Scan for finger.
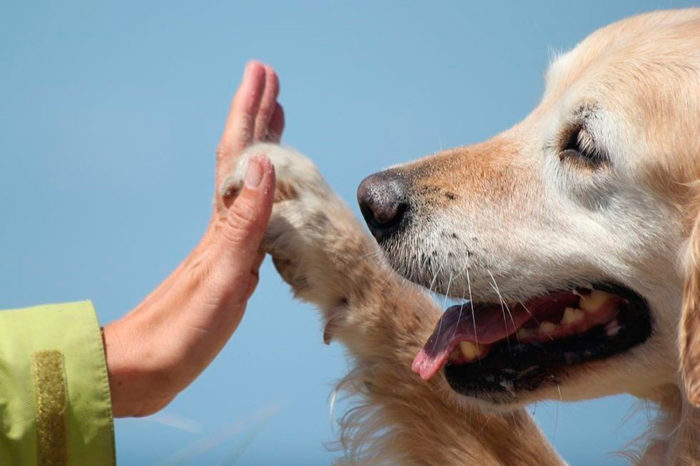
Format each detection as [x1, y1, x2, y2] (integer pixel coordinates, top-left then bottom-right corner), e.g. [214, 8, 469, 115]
[218, 154, 276, 274]
[217, 61, 266, 165]
[254, 65, 280, 141]
[266, 103, 285, 143]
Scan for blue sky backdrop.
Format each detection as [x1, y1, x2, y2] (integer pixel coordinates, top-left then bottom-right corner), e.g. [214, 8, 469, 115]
[1, 1, 695, 464]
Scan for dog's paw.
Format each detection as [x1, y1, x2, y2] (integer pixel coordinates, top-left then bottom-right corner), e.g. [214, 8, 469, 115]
[218, 143, 350, 293]
[219, 144, 390, 346]
[219, 143, 331, 204]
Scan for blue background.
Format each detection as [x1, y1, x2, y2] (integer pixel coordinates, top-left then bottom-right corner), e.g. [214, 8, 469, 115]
[1, 1, 694, 464]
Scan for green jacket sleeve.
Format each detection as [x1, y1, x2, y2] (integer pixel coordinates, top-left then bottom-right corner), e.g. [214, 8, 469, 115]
[0, 301, 116, 465]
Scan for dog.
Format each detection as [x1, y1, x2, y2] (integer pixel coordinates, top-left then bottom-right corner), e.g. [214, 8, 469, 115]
[222, 8, 700, 465]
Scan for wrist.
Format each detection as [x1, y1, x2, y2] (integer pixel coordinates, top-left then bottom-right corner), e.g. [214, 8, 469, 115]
[103, 254, 206, 417]
[103, 234, 243, 417]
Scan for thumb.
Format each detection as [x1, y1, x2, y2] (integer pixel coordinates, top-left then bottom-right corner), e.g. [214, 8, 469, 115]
[219, 154, 275, 263]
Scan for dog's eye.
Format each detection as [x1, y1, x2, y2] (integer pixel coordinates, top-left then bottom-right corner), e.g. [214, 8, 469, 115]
[560, 126, 606, 166]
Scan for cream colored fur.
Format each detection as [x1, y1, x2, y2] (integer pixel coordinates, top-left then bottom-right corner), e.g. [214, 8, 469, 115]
[221, 8, 700, 465]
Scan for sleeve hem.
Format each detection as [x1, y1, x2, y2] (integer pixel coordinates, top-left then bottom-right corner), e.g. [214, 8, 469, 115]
[0, 301, 117, 465]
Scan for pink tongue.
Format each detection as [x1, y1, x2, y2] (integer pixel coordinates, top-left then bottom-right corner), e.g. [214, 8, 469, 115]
[412, 291, 579, 380]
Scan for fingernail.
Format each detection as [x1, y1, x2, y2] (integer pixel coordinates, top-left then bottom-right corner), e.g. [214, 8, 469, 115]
[245, 155, 265, 188]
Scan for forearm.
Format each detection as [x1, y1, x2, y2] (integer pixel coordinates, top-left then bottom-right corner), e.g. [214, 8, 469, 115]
[103, 223, 258, 417]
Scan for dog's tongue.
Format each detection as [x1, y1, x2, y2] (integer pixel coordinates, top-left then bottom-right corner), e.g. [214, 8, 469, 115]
[412, 291, 579, 380]
[411, 303, 530, 380]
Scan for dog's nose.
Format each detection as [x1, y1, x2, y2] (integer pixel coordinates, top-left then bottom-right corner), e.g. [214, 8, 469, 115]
[357, 170, 409, 242]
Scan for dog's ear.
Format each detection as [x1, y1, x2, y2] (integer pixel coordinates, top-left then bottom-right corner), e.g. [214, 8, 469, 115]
[681, 209, 700, 406]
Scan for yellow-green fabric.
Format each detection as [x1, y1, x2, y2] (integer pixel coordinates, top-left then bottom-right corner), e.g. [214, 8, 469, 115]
[0, 301, 116, 465]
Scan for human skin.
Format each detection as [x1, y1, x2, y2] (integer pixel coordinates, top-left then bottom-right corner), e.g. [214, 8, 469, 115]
[102, 61, 284, 417]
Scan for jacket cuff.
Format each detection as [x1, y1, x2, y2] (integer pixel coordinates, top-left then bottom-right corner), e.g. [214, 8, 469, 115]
[0, 301, 116, 465]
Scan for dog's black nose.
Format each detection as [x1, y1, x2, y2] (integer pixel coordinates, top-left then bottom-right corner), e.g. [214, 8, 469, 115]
[357, 170, 409, 241]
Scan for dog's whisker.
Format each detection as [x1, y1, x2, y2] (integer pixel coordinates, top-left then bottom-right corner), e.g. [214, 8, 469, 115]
[517, 300, 540, 326]
[465, 255, 477, 348]
[487, 270, 515, 352]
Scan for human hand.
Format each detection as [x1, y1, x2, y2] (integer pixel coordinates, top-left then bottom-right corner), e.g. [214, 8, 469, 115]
[102, 61, 284, 417]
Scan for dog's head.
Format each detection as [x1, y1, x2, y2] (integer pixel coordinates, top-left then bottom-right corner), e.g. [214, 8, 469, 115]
[358, 9, 700, 408]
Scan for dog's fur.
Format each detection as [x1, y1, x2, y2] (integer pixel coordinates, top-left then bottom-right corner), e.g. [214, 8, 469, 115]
[223, 8, 700, 465]
[222, 144, 562, 465]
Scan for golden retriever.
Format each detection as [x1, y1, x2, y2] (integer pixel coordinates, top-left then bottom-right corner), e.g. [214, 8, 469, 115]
[222, 8, 700, 465]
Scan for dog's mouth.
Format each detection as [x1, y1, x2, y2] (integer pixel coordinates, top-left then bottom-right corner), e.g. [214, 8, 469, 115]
[412, 283, 652, 399]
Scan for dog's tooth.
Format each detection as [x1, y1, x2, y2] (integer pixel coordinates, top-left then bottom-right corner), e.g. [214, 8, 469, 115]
[605, 319, 621, 337]
[516, 328, 532, 339]
[459, 341, 487, 361]
[579, 289, 614, 313]
[539, 321, 557, 335]
[561, 307, 584, 325]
